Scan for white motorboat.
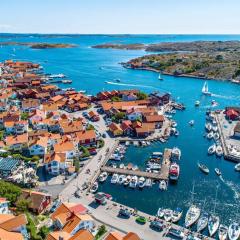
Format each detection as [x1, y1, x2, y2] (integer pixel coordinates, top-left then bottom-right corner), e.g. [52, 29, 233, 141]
[195, 100, 200, 107]
[234, 163, 240, 172]
[198, 163, 210, 174]
[118, 175, 126, 184]
[216, 145, 223, 157]
[197, 212, 209, 232]
[214, 168, 222, 176]
[172, 121, 177, 128]
[218, 224, 228, 240]
[164, 209, 173, 222]
[228, 223, 240, 240]
[111, 174, 119, 184]
[157, 208, 165, 218]
[98, 172, 108, 182]
[172, 208, 183, 223]
[185, 205, 201, 228]
[138, 177, 145, 188]
[202, 81, 211, 96]
[208, 214, 220, 237]
[214, 132, 220, 140]
[205, 122, 212, 132]
[208, 144, 216, 155]
[189, 120, 195, 126]
[207, 131, 214, 139]
[171, 147, 181, 160]
[158, 72, 163, 80]
[212, 125, 218, 132]
[124, 175, 131, 186]
[90, 182, 98, 193]
[147, 162, 161, 170]
[169, 163, 180, 181]
[119, 163, 125, 169]
[159, 180, 167, 190]
[145, 178, 152, 187]
[129, 176, 138, 188]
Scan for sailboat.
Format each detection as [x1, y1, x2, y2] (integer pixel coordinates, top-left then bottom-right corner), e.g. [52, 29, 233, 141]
[158, 72, 163, 80]
[197, 199, 208, 232]
[208, 187, 220, 237]
[202, 81, 211, 96]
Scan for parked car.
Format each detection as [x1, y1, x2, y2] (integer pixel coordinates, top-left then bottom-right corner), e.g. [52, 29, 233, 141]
[150, 220, 163, 231]
[102, 133, 107, 138]
[49, 199, 61, 213]
[119, 208, 131, 218]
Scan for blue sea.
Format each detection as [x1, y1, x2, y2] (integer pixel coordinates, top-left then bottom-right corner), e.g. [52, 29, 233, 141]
[1, 34, 240, 228]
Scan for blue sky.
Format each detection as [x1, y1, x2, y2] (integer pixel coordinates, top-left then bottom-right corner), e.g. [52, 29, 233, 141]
[0, 0, 239, 34]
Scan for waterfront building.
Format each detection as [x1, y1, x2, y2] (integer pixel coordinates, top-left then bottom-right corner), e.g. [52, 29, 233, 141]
[0, 198, 10, 214]
[233, 122, 240, 138]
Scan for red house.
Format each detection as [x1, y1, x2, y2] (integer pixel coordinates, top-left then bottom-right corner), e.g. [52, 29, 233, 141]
[225, 109, 239, 120]
[76, 130, 96, 146]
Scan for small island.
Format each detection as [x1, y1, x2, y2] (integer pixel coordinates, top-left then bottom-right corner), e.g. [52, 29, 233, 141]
[0, 41, 76, 49]
[92, 43, 145, 50]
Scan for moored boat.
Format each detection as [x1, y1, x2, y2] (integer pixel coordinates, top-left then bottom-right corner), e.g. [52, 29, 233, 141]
[207, 131, 214, 139]
[185, 205, 201, 228]
[171, 147, 181, 161]
[111, 174, 119, 184]
[205, 122, 212, 132]
[208, 214, 220, 237]
[228, 223, 240, 240]
[234, 163, 240, 172]
[172, 208, 183, 223]
[157, 208, 165, 218]
[218, 224, 228, 240]
[98, 172, 108, 182]
[138, 177, 145, 188]
[159, 180, 167, 190]
[124, 175, 131, 186]
[216, 145, 223, 157]
[145, 178, 152, 187]
[90, 182, 98, 193]
[118, 175, 126, 184]
[208, 144, 216, 155]
[169, 163, 180, 181]
[197, 212, 209, 232]
[164, 209, 173, 222]
[129, 176, 138, 188]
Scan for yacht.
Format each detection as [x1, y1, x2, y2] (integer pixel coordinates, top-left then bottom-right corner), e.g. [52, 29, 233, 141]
[172, 208, 183, 223]
[138, 177, 145, 188]
[234, 163, 240, 172]
[197, 212, 209, 232]
[216, 145, 223, 157]
[214, 168, 222, 176]
[205, 122, 212, 132]
[159, 180, 167, 190]
[195, 100, 200, 107]
[228, 223, 240, 240]
[172, 121, 177, 128]
[171, 147, 181, 160]
[90, 182, 98, 193]
[157, 208, 165, 218]
[145, 178, 152, 187]
[118, 175, 126, 184]
[208, 144, 216, 155]
[218, 224, 228, 240]
[129, 176, 138, 188]
[164, 209, 173, 222]
[202, 81, 211, 96]
[124, 175, 131, 186]
[207, 131, 214, 139]
[212, 125, 218, 132]
[98, 172, 108, 182]
[185, 205, 201, 228]
[198, 163, 210, 174]
[208, 214, 220, 237]
[214, 132, 220, 140]
[169, 163, 180, 181]
[111, 174, 119, 184]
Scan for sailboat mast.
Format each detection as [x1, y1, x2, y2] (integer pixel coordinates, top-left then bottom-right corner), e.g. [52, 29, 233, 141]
[213, 186, 219, 214]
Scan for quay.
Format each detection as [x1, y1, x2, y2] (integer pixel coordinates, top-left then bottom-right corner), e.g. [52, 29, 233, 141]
[100, 166, 168, 180]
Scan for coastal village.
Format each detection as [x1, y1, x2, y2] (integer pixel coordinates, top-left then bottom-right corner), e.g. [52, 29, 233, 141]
[0, 59, 239, 240]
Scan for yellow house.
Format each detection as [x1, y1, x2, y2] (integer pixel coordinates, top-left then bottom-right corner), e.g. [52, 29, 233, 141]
[108, 123, 123, 136]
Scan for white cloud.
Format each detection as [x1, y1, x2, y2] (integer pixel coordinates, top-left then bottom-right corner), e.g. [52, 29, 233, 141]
[0, 24, 12, 31]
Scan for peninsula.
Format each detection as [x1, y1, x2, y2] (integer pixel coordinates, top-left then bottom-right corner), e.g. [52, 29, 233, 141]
[0, 41, 76, 49]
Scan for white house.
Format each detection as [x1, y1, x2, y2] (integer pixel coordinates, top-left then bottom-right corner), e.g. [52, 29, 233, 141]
[0, 198, 10, 214]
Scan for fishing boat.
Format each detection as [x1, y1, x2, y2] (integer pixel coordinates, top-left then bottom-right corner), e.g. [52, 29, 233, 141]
[98, 172, 108, 182]
[202, 81, 211, 96]
[234, 163, 240, 172]
[159, 180, 167, 190]
[195, 100, 200, 107]
[169, 163, 180, 181]
[228, 223, 240, 240]
[90, 182, 98, 193]
[138, 177, 145, 188]
[216, 145, 223, 157]
[118, 175, 126, 184]
[129, 176, 138, 188]
[218, 224, 228, 240]
[164, 209, 173, 222]
[198, 163, 210, 174]
[214, 168, 222, 176]
[145, 178, 152, 187]
[207, 131, 214, 139]
[172, 208, 183, 223]
[208, 144, 216, 155]
[111, 174, 119, 184]
[208, 215, 220, 237]
[185, 205, 201, 228]
[168, 228, 185, 239]
[158, 72, 163, 80]
[157, 208, 165, 218]
[189, 120, 195, 126]
[124, 175, 131, 186]
[205, 122, 212, 132]
[197, 212, 209, 232]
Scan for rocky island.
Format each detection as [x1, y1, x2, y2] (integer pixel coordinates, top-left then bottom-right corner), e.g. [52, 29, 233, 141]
[0, 41, 76, 49]
[92, 43, 145, 50]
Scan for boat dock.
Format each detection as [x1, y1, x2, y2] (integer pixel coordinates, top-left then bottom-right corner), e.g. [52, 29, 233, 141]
[161, 148, 171, 179]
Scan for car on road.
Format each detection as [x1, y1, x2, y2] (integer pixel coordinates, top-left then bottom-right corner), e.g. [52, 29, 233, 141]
[102, 133, 107, 138]
[118, 208, 131, 218]
[49, 199, 61, 213]
[74, 190, 81, 198]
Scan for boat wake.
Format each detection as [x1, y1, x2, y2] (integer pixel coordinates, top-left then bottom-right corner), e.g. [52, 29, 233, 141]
[105, 81, 156, 89]
[223, 180, 240, 201]
[211, 93, 240, 100]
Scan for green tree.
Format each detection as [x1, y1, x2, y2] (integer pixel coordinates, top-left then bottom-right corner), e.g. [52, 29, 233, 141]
[16, 198, 30, 213]
[111, 96, 121, 102]
[0, 181, 21, 206]
[114, 112, 126, 121]
[86, 124, 95, 130]
[26, 213, 42, 240]
[137, 92, 148, 100]
[21, 112, 29, 120]
[79, 146, 90, 158]
[95, 225, 107, 240]
[0, 130, 4, 141]
[39, 226, 50, 239]
[31, 155, 40, 163]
